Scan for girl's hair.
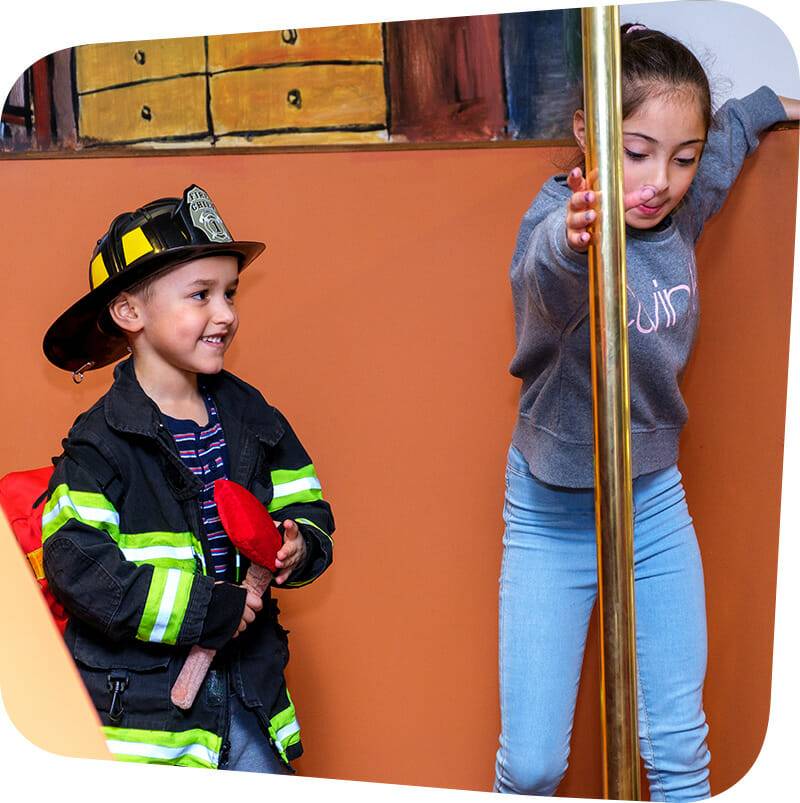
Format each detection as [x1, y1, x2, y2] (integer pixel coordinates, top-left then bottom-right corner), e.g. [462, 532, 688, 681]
[559, 23, 714, 172]
[619, 23, 712, 132]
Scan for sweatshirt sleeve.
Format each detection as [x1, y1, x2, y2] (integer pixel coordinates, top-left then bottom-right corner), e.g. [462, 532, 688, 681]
[511, 200, 590, 330]
[682, 86, 787, 241]
[265, 410, 334, 588]
[42, 436, 242, 646]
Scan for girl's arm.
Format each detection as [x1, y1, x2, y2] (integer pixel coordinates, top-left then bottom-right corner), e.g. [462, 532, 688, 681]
[778, 96, 800, 120]
[681, 86, 788, 241]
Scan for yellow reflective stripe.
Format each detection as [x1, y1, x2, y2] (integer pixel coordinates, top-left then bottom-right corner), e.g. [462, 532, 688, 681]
[42, 485, 206, 573]
[121, 226, 154, 265]
[294, 516, 333, 544]
[42, 484, 120, 542]
[268, 690, 300, 761]
[90, 252, 109, 288]
[137, 567, 194, 644]
[268, 464, 323, 512]
[103, 726, 221, 768]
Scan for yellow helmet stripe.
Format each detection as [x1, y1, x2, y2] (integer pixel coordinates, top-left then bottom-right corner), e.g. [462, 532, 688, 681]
[90, 252, 109, 289]
[122, 227, 154, 266]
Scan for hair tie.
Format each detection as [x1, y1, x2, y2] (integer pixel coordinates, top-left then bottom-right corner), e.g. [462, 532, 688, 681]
[626, 24, 648, 34]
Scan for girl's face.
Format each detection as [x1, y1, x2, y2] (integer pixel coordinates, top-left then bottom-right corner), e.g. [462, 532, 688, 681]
[621, 89, 707, 229]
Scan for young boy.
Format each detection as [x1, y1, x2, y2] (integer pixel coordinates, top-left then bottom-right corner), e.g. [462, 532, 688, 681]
[41, 185, 334, 772]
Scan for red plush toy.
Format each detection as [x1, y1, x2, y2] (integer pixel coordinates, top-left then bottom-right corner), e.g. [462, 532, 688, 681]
[170, 479, 283, 710]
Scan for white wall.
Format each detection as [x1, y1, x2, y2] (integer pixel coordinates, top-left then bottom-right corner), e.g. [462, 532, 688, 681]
[620, 0, 800, 103]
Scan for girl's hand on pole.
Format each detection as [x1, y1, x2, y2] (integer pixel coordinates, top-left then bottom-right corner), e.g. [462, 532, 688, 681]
[566, 167, 597, 253]
[565, 166, 656, 253]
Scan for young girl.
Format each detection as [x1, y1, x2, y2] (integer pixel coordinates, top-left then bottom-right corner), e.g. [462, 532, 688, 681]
[494, 24, 799, 801]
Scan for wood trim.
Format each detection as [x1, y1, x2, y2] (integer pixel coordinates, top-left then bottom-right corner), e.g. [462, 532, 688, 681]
[31, 58, 52, 149]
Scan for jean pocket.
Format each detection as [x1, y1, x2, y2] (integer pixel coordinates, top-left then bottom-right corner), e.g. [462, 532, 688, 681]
[506, 445, 533, 480]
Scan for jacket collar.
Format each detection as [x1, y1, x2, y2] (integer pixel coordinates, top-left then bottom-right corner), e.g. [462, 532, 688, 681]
[104, 356, 163, 436]
[103, 356, 284, 446]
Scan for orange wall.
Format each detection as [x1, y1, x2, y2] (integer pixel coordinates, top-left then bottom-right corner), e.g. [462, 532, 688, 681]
[0, 130, 795, 796]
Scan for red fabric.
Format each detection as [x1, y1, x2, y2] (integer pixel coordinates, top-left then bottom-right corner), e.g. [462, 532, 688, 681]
[0, 466, 54, 552]
[0, 466, 69, 633]
[213, 479, 283, 571]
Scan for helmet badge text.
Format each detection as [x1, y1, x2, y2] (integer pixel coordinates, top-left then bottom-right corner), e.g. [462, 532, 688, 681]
[187, 187, 233, 243]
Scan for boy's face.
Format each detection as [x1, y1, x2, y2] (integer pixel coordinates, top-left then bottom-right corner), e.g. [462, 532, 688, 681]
[132, 255, 240, 377]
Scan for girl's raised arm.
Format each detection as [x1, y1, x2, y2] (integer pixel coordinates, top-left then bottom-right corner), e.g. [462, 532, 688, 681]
[778, 96, 800, 120]
[681, 86, 789, 241]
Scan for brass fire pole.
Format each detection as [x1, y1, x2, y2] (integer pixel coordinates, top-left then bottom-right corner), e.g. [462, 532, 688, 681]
[580, 6, 640, 800]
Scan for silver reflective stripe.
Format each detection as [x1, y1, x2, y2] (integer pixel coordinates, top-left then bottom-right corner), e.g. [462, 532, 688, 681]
[106, 739, 219, 765]
[272, 477, 321, 500]
[121, 546, 195, 562]
[149, 569, 181, 643]
[41, 495, 120, 528]
[275, 719, 300, 746]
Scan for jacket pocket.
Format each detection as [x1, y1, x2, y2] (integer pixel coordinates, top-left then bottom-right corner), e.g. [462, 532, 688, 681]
[72, 628, 172, 721]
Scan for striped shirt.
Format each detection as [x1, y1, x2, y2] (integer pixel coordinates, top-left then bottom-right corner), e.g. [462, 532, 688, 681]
[162, 391, 237, 581]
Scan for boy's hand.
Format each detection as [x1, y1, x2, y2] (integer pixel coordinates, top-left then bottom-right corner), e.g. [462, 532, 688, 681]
[273, 519, 307, 585]
[565, 166, 656, 253]
[232, 587, 263, 638]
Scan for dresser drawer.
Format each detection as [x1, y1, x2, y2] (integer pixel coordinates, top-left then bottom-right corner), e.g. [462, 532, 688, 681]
[216, 130, 388, 148]
[75, 38, 206, 93]
[211, 64, 386, 134]
[207, 24, 383, 71]
[78, 76, 208, 143]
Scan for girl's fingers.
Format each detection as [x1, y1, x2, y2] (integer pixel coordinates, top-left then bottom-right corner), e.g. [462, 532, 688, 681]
[568, 230, 591, 251]
[566, 167, 585, 192]
[568, 190, 595, 212]
[623, 185, 656, 211]
[567, 207, 596, 227]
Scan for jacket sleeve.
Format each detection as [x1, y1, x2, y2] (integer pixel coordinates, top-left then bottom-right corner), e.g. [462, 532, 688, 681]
[265, 410, 334, 588]
[42, 436, 243, 646]
[511, 201, 590, 331]
[682, 86, 787, 241]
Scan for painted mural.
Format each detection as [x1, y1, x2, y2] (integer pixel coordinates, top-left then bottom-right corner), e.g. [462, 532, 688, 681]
[1, 11, 582, 154]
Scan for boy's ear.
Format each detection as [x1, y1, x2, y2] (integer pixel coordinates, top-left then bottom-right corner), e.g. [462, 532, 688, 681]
[573, 109, 587, 153]
[108, 292, 144, 334]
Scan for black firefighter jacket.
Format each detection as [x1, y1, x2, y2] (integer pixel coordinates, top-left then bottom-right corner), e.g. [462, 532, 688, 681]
[42, 357, 334, 769]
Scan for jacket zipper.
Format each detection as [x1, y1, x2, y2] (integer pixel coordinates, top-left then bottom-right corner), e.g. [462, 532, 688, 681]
[208, 390, 260, 584]
[155, 421, 214, 575]
[219, 668, 232, 768]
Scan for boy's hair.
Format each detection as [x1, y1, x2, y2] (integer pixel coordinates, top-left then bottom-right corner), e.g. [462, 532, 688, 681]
[98, 264, 169, 336]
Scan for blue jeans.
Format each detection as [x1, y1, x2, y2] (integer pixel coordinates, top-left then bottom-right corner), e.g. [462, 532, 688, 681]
[495, 445, 711, 801]
[204, 670, 290, 774]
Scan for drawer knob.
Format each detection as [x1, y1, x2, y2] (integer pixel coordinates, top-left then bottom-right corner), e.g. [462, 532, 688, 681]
[287, 89, 302, 109]
[281, 29, 299, 45]
[134, 49, 146, 65]
[141, 105, 152, 121]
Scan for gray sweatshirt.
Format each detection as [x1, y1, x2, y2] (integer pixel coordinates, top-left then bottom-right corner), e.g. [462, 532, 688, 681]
[509, 86, 787, 488]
